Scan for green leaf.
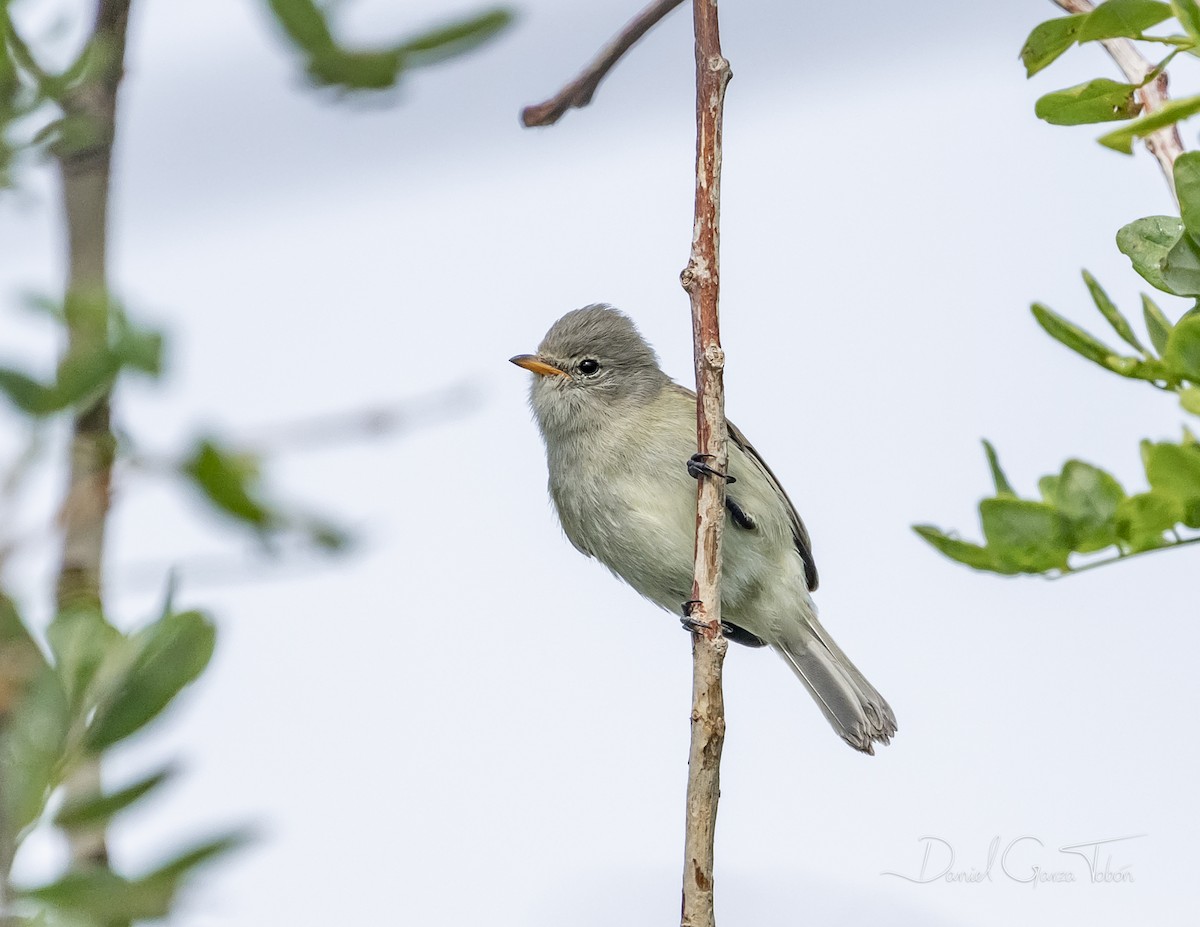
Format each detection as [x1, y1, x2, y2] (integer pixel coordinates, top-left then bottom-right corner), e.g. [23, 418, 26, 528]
[18, 831, 245, 920]
[1031, 302, 1122, 369]
[911, 525, 1009, 573]
[0, 594, 47, 697]
[303, 517, 353, 552]
[1038, 474, 1061, 503]
[394, 9, 514, 66]
[1163, 231, 1200, 296]
[45, 603, 124, 712]
[53, 766, 175, 829]
[0, 667, 69, 833]
[1099, 94, 1200, 153]
[1101, 354, 1173, 381]
[52, 347, 123, 408]
[979, 498, 1073, 572]
[271, 2, 513, 91]
[183, 439, 273, 529]
[1115, 490, 1180, 550]
[111, 321, 164, 377]
[84, 610, 216, 751]
[1021, 15, 1087, 76]
[0, 367, 55, 415]
[1180, 385, 1200, 413]
[267, 0, 336, 55]
[1142, 292, 1174, 353]
[1172, 0, 1200, 41]
[1055, 459, 1126, 552]
[1163, 313, 1200, 379]
[141, 831, 248, 883]
[1176, 151, 1200, 232]
[18, 292, 65, 321]
[1117, 215, 1185, 292]
[1035, 78, 1142, 125]
[307, 48, 404, 90]
[1082, 269, 1147, 352]
[20, 870, 174, 921]
[0, 596, 52, 827]
[1143, 440, 1200, 526]
[981, 439, 1016, 496]
[1078, 0, 1172, 42]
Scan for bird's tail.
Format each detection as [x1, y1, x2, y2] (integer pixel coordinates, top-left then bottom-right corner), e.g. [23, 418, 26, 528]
[770, 615, 897, 754]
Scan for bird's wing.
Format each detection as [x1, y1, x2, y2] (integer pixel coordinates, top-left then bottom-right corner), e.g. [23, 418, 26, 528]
[726, 418, 819, 592]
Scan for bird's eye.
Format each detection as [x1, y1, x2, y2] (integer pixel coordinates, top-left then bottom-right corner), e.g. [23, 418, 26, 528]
[579, 358, 601, 376]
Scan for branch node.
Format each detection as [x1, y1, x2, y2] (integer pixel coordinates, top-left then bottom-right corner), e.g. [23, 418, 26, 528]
[703, 343, 724, 371]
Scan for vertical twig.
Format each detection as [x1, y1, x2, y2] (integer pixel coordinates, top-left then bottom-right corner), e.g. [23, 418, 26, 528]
[520, 2, 735, 921]
[52, 0, 134, 870]
[678, 0, 730, 925]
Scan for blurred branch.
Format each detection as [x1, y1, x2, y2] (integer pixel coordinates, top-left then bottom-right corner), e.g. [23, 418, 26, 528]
[521, 0, 685, 126]
[1051, 0, 1184, 195]
[679, 0, 731, 924]
[233, 382, 478, 455]
[114, 544, 355, 592]
[0, 387, 478, 580]
[51, 0, 134, 871]
[126, 383, 479, 471]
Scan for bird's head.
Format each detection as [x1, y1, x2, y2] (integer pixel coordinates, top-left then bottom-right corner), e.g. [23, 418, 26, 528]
[510, 305, 669, 436]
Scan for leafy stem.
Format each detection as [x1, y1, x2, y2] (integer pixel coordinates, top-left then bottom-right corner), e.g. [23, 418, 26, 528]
[1045, 531, 1200, 578]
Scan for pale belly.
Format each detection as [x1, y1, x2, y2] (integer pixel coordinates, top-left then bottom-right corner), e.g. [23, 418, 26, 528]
[547, 439, 798, 629]
[551, 455, 698, 609]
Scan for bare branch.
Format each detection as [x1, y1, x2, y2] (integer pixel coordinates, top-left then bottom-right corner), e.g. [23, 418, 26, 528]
[521, 0, 685, 127]
[1051, 0, 1184, 194]
[520, 0, 733, 917]
[679, 0, 731, 924]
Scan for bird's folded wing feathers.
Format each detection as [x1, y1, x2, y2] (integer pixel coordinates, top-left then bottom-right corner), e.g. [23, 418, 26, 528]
[726, 419, 819, 592]
[666, 383, 819, 592]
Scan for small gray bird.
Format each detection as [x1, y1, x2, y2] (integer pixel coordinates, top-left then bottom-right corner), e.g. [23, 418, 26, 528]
[511, 305, 896, 754]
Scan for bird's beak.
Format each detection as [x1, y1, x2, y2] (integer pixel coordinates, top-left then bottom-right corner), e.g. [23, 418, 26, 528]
[509, 354, 568, 377]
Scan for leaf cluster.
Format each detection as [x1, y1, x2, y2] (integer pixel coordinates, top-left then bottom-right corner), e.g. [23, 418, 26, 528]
[0, 296, 162, 416]
[0, 595, 244, 925]
[919, 2, 1200, 578]
[1, 1, 514, 193]
[1023, 0, 1200, 149]
[916, 437, 1200, 575]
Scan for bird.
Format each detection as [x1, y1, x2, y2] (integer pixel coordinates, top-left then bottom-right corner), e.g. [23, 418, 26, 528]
[510, 305, 896, 753]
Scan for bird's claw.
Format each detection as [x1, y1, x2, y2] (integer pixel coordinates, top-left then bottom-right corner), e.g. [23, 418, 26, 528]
[680, 599, 708, 634]
[687, 453, 735, 484]
[681, 601, 740, 638]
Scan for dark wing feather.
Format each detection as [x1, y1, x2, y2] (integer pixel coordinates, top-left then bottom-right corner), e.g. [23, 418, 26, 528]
[726, 419, 819, 591]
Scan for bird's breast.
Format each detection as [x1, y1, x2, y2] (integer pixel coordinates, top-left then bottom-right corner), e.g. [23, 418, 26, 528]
[545, 412, 698, 608]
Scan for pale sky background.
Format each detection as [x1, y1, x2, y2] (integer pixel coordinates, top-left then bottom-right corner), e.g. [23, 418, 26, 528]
[1, 0, 1197, 925]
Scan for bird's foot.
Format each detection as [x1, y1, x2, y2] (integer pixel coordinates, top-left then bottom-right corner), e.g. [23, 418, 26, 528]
[679, 601, 749, 640]
[687, 453, 735, 484]
[679, 600, 710, 634]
